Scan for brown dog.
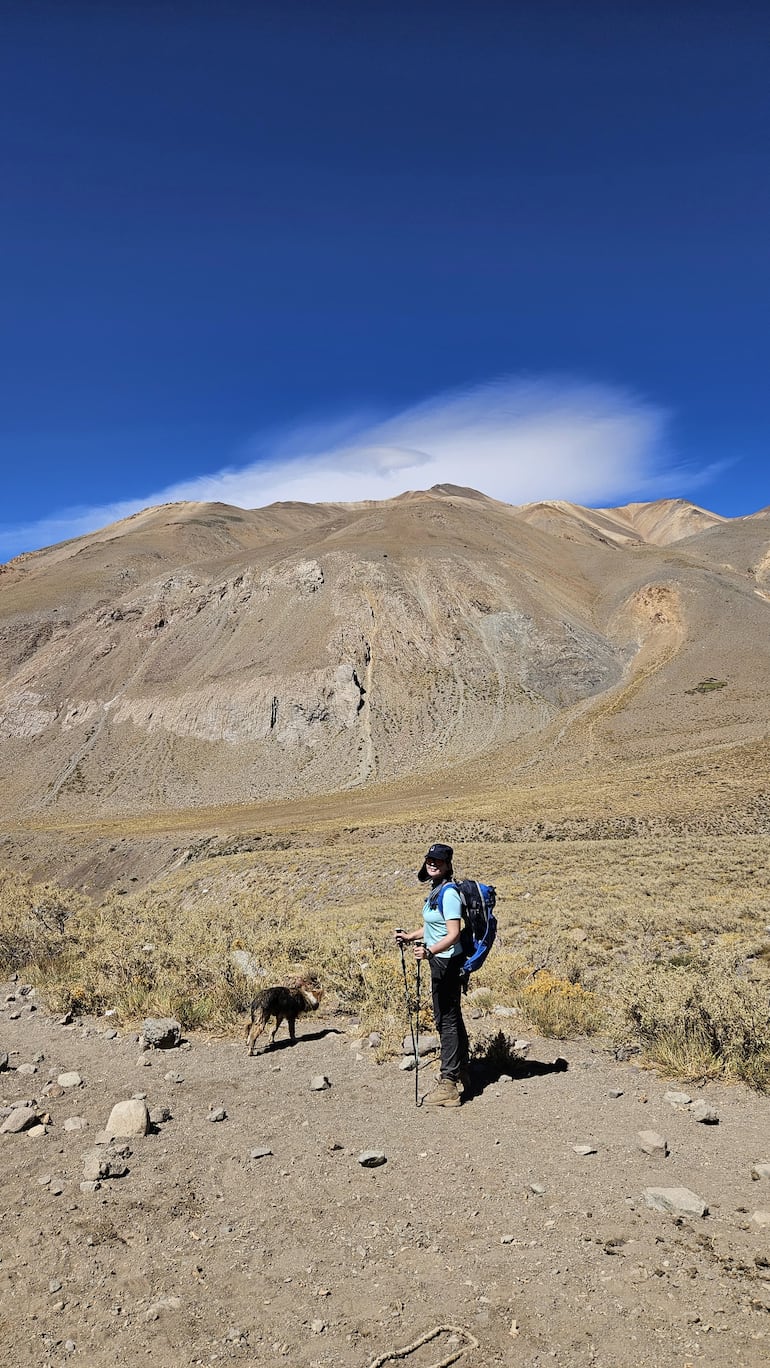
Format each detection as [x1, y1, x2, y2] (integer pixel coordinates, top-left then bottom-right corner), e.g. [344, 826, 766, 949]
[245, 977, 323, 1054]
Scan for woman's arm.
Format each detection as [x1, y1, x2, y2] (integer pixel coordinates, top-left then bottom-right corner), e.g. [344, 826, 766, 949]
[394, 927, 423, 944]
[415, 917, 461, 959]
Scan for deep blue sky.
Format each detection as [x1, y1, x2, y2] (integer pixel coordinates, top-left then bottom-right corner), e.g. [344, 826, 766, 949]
[2, 0, 769, 554]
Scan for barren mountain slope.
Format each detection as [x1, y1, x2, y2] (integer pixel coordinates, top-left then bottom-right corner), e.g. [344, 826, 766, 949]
[0, 488, 768, 825]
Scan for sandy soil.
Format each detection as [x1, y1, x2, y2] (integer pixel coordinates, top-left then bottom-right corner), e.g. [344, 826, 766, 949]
[1, 981, 769, 1368]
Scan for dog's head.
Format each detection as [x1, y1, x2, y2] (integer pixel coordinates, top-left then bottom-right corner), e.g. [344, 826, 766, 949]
[297, 978, 323, 1010]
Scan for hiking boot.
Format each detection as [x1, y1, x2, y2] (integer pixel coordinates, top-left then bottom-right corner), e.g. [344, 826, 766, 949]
[425, 1078, 461, 1108]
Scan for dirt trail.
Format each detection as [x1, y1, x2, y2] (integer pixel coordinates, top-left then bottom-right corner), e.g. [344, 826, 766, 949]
[1, 983, 769, 1368]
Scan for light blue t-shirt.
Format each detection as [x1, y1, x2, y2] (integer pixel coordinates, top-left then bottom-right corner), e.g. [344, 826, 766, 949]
[422, 883, 464, 959]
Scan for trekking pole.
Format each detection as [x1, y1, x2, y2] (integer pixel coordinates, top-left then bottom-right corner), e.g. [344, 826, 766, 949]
[414, 950, 422, 1108]
[398, 938, 418, 1064]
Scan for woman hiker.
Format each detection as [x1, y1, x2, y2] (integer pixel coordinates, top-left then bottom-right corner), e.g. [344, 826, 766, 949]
[395, 842, 470, 1107]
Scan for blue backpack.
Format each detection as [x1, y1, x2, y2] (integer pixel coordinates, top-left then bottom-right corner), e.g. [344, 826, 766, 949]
[428, 879, 498, 977]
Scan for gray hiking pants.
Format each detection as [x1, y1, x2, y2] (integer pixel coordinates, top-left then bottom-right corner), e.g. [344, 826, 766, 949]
[430, 955, 469, 1080]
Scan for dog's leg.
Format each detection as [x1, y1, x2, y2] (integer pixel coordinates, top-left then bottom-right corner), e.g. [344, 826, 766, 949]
[269, 1014, 285, 1046]
[247, 1010, 267, 1056]
[288, 1014, 297, 1044]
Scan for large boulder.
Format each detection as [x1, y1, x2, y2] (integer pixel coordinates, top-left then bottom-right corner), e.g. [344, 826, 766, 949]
[142, 1018, 182, 1049]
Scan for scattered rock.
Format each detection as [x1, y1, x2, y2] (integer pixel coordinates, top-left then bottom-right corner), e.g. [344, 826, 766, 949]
[573, 1144, 597, 1156]
[310, 1075, 331, 1091]
[63, 1116, 89, 1132]
[311, 1319, 326, 1334]
[49, 1279, 62, 1293]
[208, 1106, 227, 1122]
[0, 1051, 7, 1071]
[145, 1295, 182, 1321]
[638, 1130, 669, 1158]
[513, 1039, 532, 1053]
[664, 1090, 692, 1107]
[643, 1187, 707, 1218]
[609, 1088, 624, 1099]
[368, 1032, 381, 1048]
[751, 1211, 770, 1228]
[80, 1180, 101, 1193]
[142, 1018, 182, 1049]
[164, 1072, 184, 1084]
[226, 1326, 248, 1342]
[137, 1056, 151, 1068]
[399, 1056, 417, 1071]
[689, 1100, 719, 1124]
[82, 1145, 130, 1182]
[250, 1146, 272, 1159]
[104, 1099, 150, 1138]
[358, 1151, 387, 1167]
[751, 1162, 770, 1181]
[529, 1183, 546, 1195]
[402, 1033, 440, 1056]
[57, 1072, 82, 1089]
[16, 1062, 37, 1076]
[149, 1105, 172, 1126]
[492, 1006, 517, 1018]
[43, 1081, 65, 1099]
[231, 949, 260, 979]
[615, 1045, 641, 1062]
[0, 1106, 39, 1134]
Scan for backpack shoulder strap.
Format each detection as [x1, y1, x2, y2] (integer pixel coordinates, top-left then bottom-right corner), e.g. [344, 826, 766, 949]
[431, 880, 463, 914]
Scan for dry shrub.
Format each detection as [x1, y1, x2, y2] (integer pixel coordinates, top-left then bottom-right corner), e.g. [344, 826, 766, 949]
[0, 869, 88, 974]
[611, 950, 770, 1090]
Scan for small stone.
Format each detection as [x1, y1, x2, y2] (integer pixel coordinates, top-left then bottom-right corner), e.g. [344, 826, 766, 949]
[751, 1162, 770, 1181]
[529, 1183, 546, 1195]
[513, 1038, 531, 1052]
[399, 1056, 417, 1071]
[250, 1146, 272, 1159]
[501, 1234, 515, 1243]
[643, 1186, 707, 1218]
[751, 1211, 770, 1228]
[638, 1130, 669, 1157]
[358, 1150, 387, 1167]
[37, 1174, 52, 1186]
[310, 1075, 331, 1091]
[226, 1326, 247, 1342]
[164, 1071, 184, 1084]
[664, 1089, 692, 1107]
[689, 1100, 719, 1124]
[0, 1106, 39, 1134]
[49, 1279, 62, 1293]
[208, 1106, 227, 1122]
[137, 1056, 151, 1067]
[64, 1341, 76, 1353]
[402, 1033, 440, 1056]
[149, 1105, 172, 1126]
[104, 1099, 150, 1138]
[142, 1017, 182, 1048]
[104, 1029, 118, 1040]
[311, 1319, 326, 1334]
[609, 1088, 624, 1099]
[16, 1062, 37, 1075]
[43, 1082, 65, 1099]
[80, 1180, 101, 1192]
[573, 1144, 597, 1156]
[49, 1181, 64, 1195]
[368, 1032, 381, 1048]
[57, 1072, 82, 1089]
[0, 1051, 8, 1071]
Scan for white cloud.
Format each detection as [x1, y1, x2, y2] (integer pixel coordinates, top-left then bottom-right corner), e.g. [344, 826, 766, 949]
[1, 375, 698, 559]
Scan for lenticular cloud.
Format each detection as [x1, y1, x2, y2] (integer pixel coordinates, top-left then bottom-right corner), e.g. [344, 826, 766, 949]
[1, 376, 679, 559]
[172, 376, 674, 509]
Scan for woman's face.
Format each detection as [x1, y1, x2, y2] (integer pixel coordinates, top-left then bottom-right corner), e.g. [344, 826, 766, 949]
[426, 856, 448, 879]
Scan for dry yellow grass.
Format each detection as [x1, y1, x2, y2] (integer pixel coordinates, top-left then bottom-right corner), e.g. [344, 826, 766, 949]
[2, 827, 769, 1087]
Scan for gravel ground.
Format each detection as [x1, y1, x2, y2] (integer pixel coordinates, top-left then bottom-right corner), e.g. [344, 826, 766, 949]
[1, 980, 769, 1368]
